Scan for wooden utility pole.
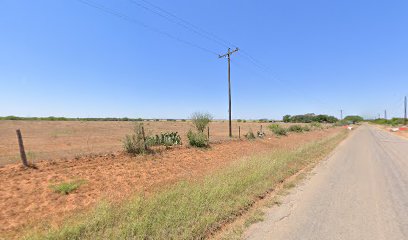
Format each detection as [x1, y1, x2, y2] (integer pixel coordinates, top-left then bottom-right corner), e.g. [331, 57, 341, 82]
[405, 96, 407, 125]
[219, 47, 239, 138]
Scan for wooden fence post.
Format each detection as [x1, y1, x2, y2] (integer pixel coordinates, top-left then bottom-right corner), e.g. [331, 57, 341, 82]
[207, 126, 210, 141]
[16, 129, 28, 167]
[141, 126, 147, 150]
[239, 126, 241, 139]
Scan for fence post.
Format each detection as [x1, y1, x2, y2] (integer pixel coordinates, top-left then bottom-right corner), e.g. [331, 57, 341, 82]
[141, 126, 147, 150]
[16, 129, 28, 167]
[239, 126, 241, 139]
[207, 126, 210, 141]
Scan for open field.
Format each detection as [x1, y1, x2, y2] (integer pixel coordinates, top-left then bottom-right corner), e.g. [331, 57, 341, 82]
[0, 120, 308, 166]
[0, 125, 342, 239]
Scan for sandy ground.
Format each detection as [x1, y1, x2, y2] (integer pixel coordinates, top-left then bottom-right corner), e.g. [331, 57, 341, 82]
[0, 120, 302, 165]
[0, 127, 340, 239]
[245, 125, 408, 240]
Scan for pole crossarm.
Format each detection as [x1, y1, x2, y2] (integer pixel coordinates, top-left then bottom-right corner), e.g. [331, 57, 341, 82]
[218, 47, 239, 59]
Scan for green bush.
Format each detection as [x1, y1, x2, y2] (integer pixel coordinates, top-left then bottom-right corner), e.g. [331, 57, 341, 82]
[302, 125, 311, 131]
[191, 112, 213, 133]
[123, 124, 148, 154]
[245, 129, 256, 140]
[187, 130, 208, 148]
[310, 122, 323, 129]
[146, 132, 182, 147]
[268, 124, 287, 136]
[288, 125, 304, 133]
[237, 119, 242, 122]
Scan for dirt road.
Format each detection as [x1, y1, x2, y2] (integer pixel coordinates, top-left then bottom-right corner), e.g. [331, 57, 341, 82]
[245, 124, 408, 240]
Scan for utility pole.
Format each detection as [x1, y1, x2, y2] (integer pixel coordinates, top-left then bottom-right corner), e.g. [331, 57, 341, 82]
[219, 47, 239, 137]
[384, 110, 387, 120]
[405, 96, 407, 125]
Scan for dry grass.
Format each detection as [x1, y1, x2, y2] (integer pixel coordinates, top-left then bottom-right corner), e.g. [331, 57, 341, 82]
[24, 130, 347, 240]
[0, 120, 292, 165]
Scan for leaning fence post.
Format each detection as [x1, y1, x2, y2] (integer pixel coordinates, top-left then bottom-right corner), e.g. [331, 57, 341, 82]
[207, 126, 210, 141]
[239, 126, 241, 139]
[16, 129, 28, 167]
[141, 126, 147, 150]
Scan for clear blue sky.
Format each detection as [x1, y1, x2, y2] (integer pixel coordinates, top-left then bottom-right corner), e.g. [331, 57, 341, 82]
[1, 0, 407, 120]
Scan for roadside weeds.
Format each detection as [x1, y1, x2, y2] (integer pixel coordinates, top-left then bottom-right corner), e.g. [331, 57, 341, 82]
[24, 130, 348, 240]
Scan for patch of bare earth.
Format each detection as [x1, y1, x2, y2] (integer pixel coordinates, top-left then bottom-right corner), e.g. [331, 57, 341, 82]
[0, 127, 341, 238]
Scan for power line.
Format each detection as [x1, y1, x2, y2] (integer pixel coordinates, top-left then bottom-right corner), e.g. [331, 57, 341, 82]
[76, 0, 219, 55]
[128, 0, 232, 49]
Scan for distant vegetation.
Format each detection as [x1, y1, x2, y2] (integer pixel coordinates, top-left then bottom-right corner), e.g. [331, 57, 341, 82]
[369, 118, 405, 126]
[0, 116, 193, 122]
[0, 116, 147, 121]
[283, 114, 338, 123]
[343, 115, 364, 123]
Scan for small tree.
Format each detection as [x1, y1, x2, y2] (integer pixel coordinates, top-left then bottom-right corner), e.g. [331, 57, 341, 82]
[283, 115, 291, 123]
[191, 112, 213, 133]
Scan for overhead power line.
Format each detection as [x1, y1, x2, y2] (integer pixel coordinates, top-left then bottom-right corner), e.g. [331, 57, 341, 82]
[76, 0, 219, 55]
[128, 0, 232, 49]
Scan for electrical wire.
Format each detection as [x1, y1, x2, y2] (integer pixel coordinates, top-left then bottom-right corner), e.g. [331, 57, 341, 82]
[76, 0, 219, 55]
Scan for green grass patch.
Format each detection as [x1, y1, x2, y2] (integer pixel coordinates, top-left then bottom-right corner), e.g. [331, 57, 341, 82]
[27, 130, 347, 240]
[50, 180, 86, 195]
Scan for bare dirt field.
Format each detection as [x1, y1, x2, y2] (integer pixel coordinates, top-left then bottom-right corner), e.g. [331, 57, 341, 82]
[0, 125, 341, 239]
[0, 120, 279, 166]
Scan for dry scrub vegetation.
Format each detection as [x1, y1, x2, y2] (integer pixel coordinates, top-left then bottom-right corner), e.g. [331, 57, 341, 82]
[24, 130, 347, 240]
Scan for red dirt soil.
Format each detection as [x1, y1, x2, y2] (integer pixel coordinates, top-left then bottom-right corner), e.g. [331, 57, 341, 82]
[0, 127, 342, 238]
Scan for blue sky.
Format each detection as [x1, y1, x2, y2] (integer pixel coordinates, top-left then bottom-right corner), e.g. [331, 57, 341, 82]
[1, 0, 407, 120]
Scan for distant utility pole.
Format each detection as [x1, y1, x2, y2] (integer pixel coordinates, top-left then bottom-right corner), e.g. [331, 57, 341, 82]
[384, 110, 387, 120]
[340, 110, 343, 120]
[405, 96, 407, 125]
[219, 47, 239, 138]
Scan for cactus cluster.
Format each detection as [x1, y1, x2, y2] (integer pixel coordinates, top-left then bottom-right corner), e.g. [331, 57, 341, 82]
[147, 132, 182, 147]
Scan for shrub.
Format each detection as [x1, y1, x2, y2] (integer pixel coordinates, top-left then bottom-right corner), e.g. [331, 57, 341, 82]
[333, 120, 349, 126]
[288, 125, 304, 133]
[187, 130, 208, 148]
[302, 125, 311, 131]
[310, 122, 322, 129]
[268, 124, 287, 136]
[243, 120, 247, 123]
[283, 115, 291, 123]
[123, 123, 148, 154]
[237, 119, 242, 122]
[245, 129, 256, 140]
[50, 180, 85, 195]
[191, 112, 213, 133]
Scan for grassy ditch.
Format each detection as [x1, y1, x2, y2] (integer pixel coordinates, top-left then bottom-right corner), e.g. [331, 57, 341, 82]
[26, 130, 348, 240]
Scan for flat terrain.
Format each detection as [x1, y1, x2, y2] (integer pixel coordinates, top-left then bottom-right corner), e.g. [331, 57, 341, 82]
[0, 126, 340, 239]
[0, 120, 279, 165]
[245, 124, 408, 240]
